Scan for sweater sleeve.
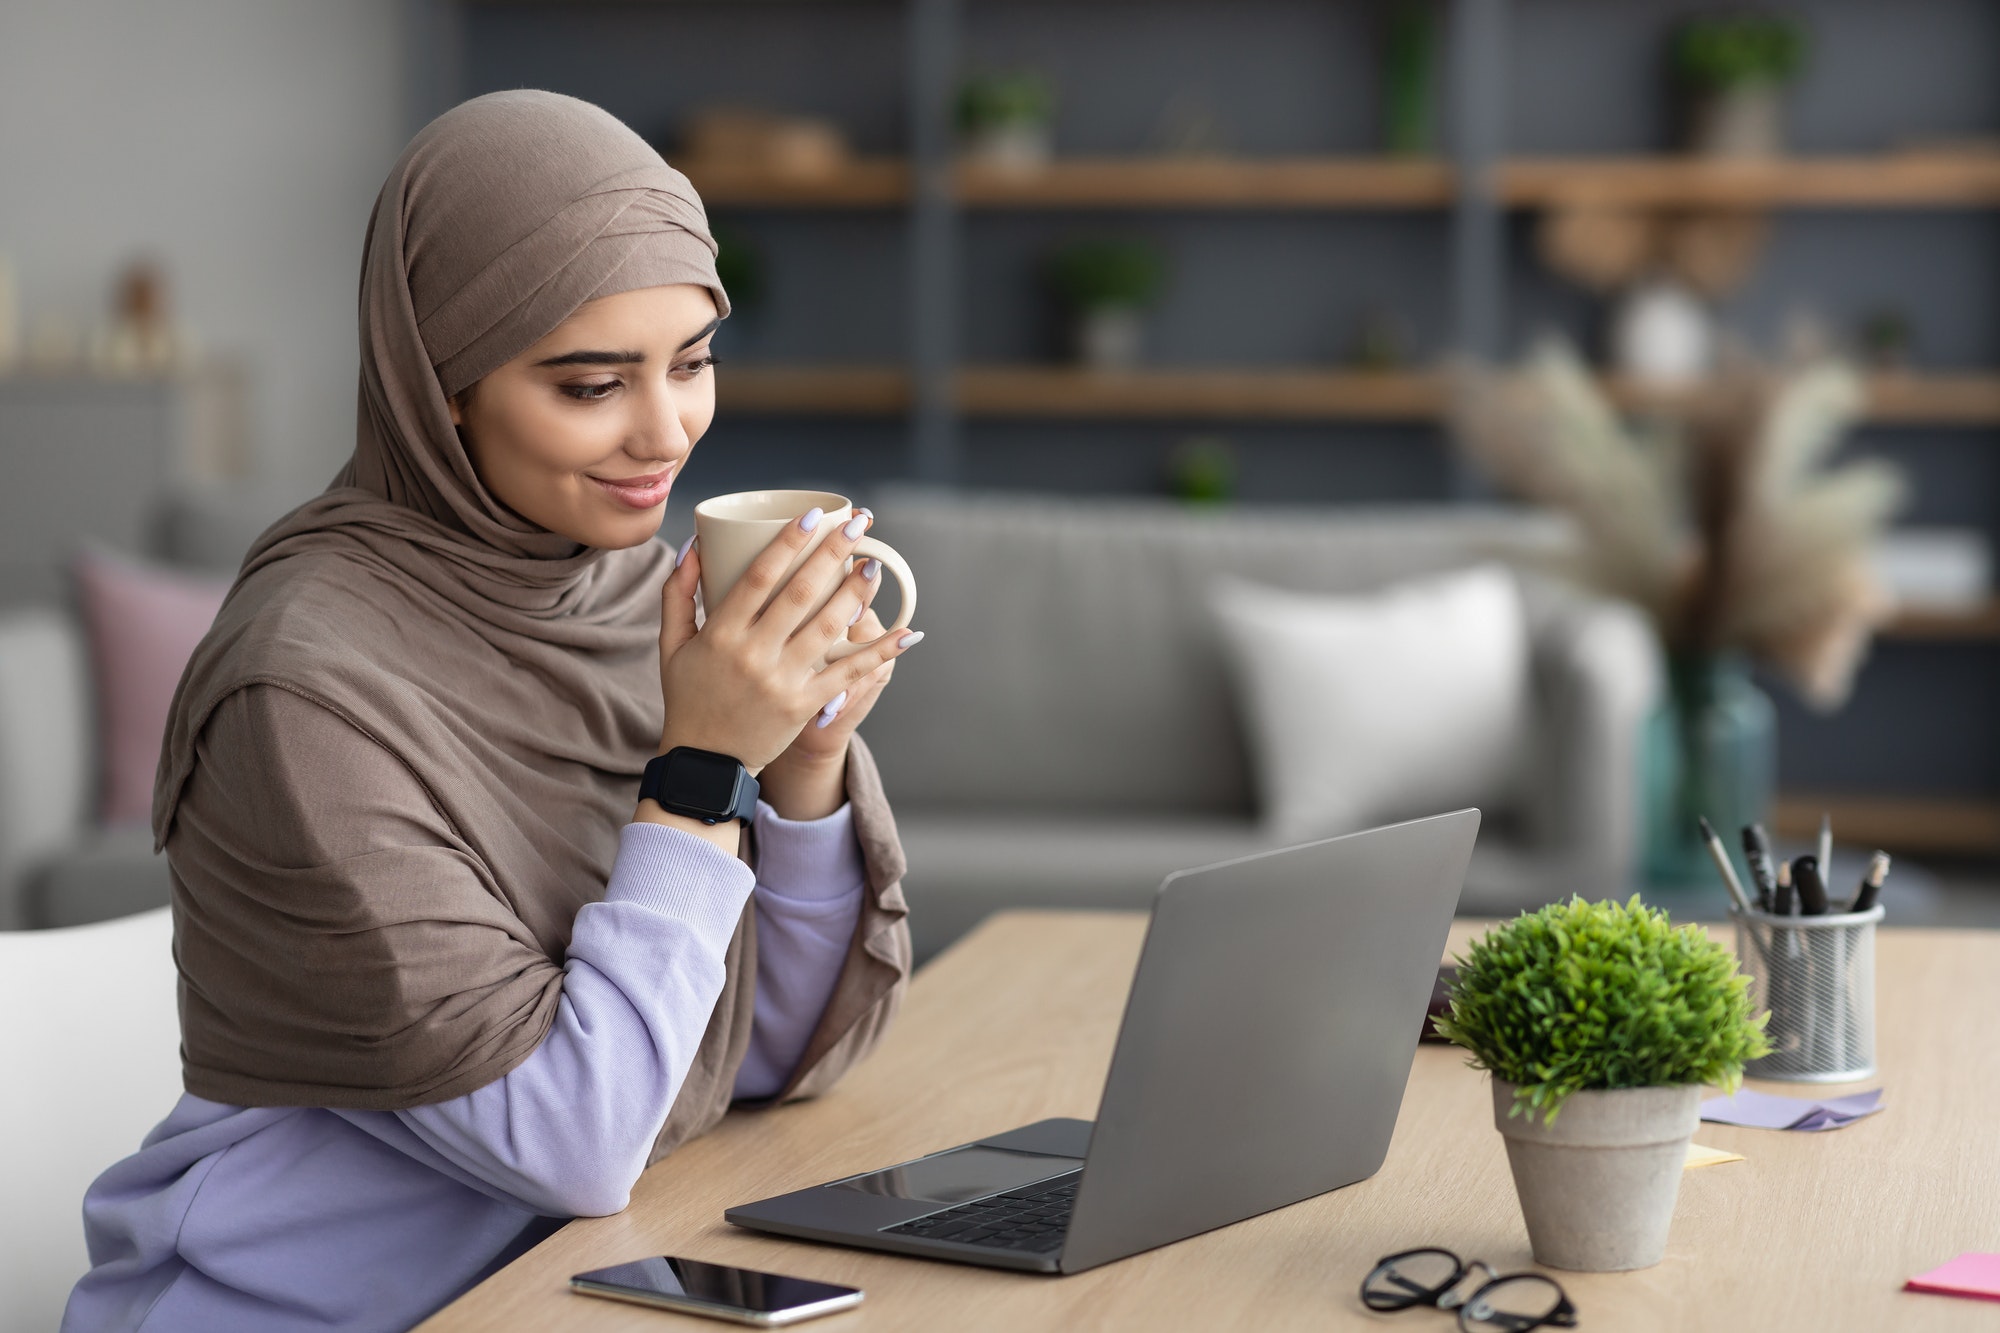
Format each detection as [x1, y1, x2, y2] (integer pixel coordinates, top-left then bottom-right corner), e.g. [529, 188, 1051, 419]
[393, 822, 754, 1217]
[732, 801, 867, 1101]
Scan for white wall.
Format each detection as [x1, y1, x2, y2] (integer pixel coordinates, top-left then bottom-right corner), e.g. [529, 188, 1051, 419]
[0, 0, 412, 485]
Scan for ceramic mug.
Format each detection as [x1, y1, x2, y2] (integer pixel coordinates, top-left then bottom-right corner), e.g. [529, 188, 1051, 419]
[691, 489, 916, 662]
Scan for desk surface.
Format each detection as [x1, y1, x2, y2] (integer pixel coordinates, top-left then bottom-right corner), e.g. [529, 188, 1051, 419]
[419, 912, 2000, 1332]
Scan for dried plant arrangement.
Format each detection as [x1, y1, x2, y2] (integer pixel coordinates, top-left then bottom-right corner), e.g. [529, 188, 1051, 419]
[1451, 340, 1903, 709]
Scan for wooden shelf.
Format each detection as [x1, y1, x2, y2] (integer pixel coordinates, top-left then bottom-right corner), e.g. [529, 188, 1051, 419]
[686, 156, 1455, 209]
[717, 363, 2000, 426]
[1882, 598, 2000, 641]
[1501, 154, 2000, 210]
[714, 365, 909, 414]
[957, 157, 1455, 209]
[956, 367, 1441, 419]
[1773, 793, 2000, 857]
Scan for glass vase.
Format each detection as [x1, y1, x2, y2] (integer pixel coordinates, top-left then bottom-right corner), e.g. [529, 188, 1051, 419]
[1642, 655, 1777, 890]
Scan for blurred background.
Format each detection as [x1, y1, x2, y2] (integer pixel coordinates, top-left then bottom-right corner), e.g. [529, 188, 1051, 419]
[3, 0, 1998, 957]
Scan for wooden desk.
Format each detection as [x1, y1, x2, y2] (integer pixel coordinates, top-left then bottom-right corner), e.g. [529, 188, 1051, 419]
[420, 913, 2000, 1331]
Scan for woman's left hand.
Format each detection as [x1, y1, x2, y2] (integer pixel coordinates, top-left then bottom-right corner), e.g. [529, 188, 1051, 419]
[756, 596, 899, 821]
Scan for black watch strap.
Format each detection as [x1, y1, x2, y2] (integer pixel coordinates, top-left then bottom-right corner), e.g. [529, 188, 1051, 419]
[639, 747, 760, 826]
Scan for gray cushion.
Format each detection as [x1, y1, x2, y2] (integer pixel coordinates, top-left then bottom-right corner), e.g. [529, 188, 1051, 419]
[25, 825, 170, 929]
[862, 488, 1575, 817]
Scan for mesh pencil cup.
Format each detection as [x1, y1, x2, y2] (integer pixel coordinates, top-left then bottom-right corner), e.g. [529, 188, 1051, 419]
[1730, 904, 1884, 1083]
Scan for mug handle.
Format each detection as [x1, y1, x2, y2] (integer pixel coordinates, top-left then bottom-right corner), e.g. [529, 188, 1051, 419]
[825, 536, 916, 661]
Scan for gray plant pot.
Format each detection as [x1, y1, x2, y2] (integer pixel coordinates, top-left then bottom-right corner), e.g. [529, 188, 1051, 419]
[1491, 1080, 1701, 1272]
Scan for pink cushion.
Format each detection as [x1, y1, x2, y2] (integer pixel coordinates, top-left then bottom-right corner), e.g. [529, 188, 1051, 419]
[74, 548, 231, 825]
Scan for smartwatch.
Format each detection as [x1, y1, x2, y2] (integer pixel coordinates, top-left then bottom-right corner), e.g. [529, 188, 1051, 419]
[639, 747, 760, 826]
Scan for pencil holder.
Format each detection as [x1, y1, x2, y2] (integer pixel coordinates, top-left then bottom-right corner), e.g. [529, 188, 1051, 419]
[1730, 905, 1883, 1083]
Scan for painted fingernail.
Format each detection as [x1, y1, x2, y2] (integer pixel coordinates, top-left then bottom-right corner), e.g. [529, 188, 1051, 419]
[798, 506, 824, 533]
[842, 513, 868, 540]
[674, 534, 695, 568]
[849, 604, 865, 626]
[855, 507, 874, 529]
[898, 630, 925, 649]
[814, 709, 839, 729]
[863, 558, 881, 581]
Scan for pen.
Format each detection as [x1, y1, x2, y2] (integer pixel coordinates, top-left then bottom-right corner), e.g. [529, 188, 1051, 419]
[1742, 823, 1777, 911]
[1818, 813, 1833, 882]
[1852, 851, 1891, 913]
[1773, 859, 1795, 916]
[1698, 817, 1754, 914]
[1793, 854, 1829, 915]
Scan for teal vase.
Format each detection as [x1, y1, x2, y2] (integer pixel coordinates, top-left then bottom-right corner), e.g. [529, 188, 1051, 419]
[1642, 656, 1777, 890]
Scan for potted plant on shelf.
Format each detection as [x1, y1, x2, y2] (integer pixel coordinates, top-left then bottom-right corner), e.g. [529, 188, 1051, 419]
[1671, 12, 1808, 158]
[1435, 897, 1769, 1272]
[1450, 341, 1902, 891]
[958, 70, 1056, 172]
[1046, 237, 1166, 372]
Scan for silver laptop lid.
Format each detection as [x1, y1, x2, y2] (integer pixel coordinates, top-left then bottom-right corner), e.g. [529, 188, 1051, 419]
[1059, 809, 1479, 1274]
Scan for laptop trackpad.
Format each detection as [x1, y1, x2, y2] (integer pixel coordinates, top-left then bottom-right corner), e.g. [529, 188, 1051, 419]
[831, 1146, 1080, 1205]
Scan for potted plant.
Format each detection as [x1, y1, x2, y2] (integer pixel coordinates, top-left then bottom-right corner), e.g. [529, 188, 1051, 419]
[1434, 897, 1769, 1271]
[958, 70, 1056, 172]
[1671, 12, 1808, 158]
[1046, 237, 1166, 371]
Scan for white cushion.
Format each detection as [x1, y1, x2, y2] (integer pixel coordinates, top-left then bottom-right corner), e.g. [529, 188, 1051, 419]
[1209, 565, 1531, 841]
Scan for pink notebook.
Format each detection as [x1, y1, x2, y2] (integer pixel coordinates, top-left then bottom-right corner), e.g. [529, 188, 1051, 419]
[1906, 1254, 2000, 1303]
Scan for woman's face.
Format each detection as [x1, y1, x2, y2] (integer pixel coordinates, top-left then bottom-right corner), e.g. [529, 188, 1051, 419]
[450, 283, 718, 549]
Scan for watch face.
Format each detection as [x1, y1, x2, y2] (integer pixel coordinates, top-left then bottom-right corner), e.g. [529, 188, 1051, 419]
[666, 748, 740, 815]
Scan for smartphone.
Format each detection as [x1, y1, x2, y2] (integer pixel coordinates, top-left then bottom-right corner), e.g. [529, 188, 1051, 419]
[570, 1256, 862, 1326]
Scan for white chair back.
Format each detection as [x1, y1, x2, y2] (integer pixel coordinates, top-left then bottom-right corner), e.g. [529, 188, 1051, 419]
[0, 908, 181, 1333]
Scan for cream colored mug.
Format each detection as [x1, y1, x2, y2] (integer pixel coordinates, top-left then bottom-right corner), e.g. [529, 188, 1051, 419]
[691, 489, 916, 662]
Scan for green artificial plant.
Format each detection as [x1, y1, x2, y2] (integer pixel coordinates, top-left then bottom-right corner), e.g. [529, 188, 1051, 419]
[1046, 237, 1166, 313]
[1671, 13, 1807, 91]
[1434, 896, 1769, 1125]
[957, 70, 1056, 135]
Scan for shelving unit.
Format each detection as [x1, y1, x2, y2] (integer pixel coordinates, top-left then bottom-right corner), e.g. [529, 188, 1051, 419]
[457, 0, 1999, 867]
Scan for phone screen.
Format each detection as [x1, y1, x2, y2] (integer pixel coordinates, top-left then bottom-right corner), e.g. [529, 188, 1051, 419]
[572, 1256, 861, 1322]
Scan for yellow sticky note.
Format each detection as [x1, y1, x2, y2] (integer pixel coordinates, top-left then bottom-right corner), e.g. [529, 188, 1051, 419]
[1684, 1142, 1744, 1170]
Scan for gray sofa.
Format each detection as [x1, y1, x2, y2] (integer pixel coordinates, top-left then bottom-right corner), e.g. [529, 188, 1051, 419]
[856, 489, 1660, 960]
[0, 486, 1658, 956]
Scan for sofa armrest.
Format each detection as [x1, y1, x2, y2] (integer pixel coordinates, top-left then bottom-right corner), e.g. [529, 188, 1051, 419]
[1519, 585, 1661, 893]
[0, 610, 93, 928]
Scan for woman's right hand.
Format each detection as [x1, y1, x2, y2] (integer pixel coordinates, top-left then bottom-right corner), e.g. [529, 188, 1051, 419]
[654, 506, 917, 773]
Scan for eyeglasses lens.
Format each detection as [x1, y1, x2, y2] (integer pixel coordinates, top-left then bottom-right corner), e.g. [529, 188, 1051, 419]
[1458, 1274, 1566, 1332]
[1363, 1250, 1462, 1310]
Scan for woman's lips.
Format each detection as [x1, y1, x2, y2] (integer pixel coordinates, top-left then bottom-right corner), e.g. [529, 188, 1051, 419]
[588, 468, 673, 510]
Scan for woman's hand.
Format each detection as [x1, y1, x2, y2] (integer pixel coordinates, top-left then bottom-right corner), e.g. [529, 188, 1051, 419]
[654, 506, 919, 778]
[758, 597, 902, 820]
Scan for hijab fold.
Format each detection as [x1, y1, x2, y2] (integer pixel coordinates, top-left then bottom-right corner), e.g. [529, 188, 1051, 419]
[150, 91, 907, 1115]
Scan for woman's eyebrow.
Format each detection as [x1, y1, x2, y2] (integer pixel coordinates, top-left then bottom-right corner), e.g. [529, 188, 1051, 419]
[534, 349, 644, 368]
[678, 318, 721, 350]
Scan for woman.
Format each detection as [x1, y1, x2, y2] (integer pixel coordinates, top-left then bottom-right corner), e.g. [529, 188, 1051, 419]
[63, 90, 918, 1332]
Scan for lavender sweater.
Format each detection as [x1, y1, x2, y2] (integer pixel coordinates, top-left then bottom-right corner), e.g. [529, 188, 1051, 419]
[61, 801, 867, 1333]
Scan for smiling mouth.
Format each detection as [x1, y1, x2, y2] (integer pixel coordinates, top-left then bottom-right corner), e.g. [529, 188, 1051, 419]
[588, 466, 675, 509]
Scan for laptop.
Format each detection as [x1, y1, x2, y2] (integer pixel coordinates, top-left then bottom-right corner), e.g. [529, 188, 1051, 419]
[726, 808, 1479, 1276]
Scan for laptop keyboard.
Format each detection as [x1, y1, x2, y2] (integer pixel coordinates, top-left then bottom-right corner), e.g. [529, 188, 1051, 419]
[881, 1171, 1080, 1254]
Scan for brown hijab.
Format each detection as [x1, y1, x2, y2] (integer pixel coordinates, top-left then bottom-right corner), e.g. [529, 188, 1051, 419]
[151, 91, 910, 1126]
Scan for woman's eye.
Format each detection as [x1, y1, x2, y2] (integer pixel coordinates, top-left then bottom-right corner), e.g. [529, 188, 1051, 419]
[560, 381, 619, 402]
[673, 355, 717, 378]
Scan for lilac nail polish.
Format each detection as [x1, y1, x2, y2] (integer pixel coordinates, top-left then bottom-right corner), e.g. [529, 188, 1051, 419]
[674, 534, 695, 568]
[855, 507, 874, 529]
[849, 604, 865, 626]
[798, 506, 824, 533]
[842, 513, 868, 540]
[814, 710, 838, 729]
[898, 630, 925, 649]
[863, 558, 881, 581]
[821, 690, 848, 714]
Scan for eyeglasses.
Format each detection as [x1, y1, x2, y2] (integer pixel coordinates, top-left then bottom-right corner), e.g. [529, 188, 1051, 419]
[1361, 1248, 1577, 1332]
